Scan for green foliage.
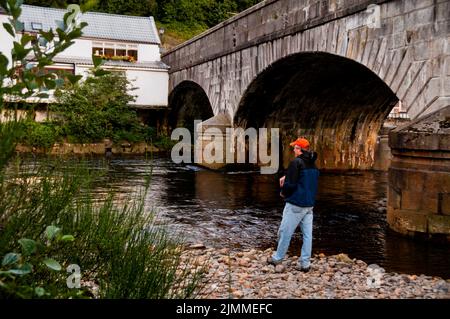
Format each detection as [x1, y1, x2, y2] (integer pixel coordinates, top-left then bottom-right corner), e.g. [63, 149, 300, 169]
[157, 0, 261, 28]
[157, 20, 207, 41]
[52, 71, 146, 143]
[0, 158, 206, 298]
[23, 0, 98, 12]
[153, 134, 177, 151]
[22, 120, 61, 149]
[0, 0, 85, 164]
[0, 225, 88, 298]
[94, 0, 157, 17]
[0, 121, 23, 171]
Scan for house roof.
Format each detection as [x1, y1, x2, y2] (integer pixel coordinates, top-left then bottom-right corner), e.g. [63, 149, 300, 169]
[19, 4, 161, 44]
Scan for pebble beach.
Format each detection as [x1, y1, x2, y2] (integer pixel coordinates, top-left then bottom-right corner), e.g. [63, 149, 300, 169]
[183, 246, 450, 299]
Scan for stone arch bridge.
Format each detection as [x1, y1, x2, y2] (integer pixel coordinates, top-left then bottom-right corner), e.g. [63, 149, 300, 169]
[162, 0, 450, 239]
[163, 0, 449, 169]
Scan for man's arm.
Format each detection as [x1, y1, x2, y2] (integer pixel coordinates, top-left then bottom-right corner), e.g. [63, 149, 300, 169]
[281, 159, 300, 197]
[279, 176, 285, 187]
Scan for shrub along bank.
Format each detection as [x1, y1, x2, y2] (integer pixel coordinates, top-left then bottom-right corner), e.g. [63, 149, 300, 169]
[16, 71, 174, 152]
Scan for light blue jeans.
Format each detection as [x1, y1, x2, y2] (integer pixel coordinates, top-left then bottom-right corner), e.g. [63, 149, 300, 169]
[272, 202, 313, 268]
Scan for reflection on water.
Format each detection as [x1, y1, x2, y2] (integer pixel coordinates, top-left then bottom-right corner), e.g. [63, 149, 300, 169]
[17, 155, 450, 278]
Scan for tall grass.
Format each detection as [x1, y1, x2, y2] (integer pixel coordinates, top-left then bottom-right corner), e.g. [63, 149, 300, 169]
[0, 1, 206, 299]
[0, 144, 206, 298]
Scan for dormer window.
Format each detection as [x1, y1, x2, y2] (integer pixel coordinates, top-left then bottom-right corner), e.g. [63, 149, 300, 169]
[31, 22, 42, 30]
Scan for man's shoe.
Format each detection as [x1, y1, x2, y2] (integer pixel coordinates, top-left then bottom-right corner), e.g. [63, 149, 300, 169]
[267, 257, 282, 266]
[296, 265, 310, 273]
[300, 266, 310, 273]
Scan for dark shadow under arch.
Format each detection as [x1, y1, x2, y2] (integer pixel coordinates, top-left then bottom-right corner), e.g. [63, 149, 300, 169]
[234, 52, 398, 170]
[168, 81, 214, 134]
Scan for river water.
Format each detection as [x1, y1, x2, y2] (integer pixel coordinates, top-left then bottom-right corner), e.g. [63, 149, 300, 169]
[19, 155, 450, 279]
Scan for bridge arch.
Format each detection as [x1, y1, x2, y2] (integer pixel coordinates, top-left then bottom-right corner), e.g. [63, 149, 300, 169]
[234, 51, 398, 169]
[168, 81, 214, 134]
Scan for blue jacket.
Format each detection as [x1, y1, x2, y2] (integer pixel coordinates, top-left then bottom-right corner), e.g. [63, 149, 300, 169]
[281, 150, 320, 207]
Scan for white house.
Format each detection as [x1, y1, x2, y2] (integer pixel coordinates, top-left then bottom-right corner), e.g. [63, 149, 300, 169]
[0, 4, 169, 109]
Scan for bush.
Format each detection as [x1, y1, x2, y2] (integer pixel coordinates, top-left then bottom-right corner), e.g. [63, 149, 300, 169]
[112, 128, 145, 144]
[21, 121, 61, 149]
[153, 134, 177, 151]
[53, 71, 145, 144]
[145, 126, 157, 141]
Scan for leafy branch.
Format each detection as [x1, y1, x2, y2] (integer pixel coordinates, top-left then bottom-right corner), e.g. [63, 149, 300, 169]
[0, 0, 87, 104]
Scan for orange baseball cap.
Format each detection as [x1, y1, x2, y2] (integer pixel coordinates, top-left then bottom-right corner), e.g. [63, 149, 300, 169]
[289, 137, 310, 149]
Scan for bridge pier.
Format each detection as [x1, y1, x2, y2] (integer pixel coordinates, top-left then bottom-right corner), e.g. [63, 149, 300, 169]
[388, 106, 450, 242]
[194, 113, 231, 170]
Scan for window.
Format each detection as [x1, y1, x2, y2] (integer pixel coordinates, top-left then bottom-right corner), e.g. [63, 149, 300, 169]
[31, 22, 42, 30]
[128, 49, 138, 61]
[19, 64, 74, 86]
[115, 44, 126, 57]
[127, 44, 138, 61]
[92, 47, 103, 56]
[104, 43, 115, 57]
[91, 41, 139, 62]
[92, 42, 104, 56]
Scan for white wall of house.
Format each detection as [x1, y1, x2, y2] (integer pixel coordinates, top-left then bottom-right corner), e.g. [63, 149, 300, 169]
[58, 38, 92, 59]
[75, 65, 91, 79]
[138, 44, 160, 62]
[76, 65, 168, 107]
[0, 14, 14, 68]
[126, 69, 168, 106]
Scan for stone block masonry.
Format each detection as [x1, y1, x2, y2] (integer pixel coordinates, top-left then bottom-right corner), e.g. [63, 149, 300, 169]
[388, 105, 450, 240]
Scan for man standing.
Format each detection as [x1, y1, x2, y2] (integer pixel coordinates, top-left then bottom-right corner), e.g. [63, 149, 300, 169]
[269, 137, 320, 272]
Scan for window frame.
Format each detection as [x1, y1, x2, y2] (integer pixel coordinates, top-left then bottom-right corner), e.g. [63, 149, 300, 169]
[91, 41, 139, 62]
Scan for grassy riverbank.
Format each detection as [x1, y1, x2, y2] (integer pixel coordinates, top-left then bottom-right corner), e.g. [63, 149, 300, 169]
[14, 137, 175, 155]
[0, 156, 205, 298]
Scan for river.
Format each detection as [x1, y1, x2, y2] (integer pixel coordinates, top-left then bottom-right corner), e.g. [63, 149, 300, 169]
[18, 154, 450, 279]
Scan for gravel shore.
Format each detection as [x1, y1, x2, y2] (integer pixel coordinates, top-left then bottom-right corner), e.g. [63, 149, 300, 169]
[184, 246, 450, 299]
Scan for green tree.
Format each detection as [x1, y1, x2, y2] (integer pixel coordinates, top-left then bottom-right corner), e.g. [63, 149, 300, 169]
[24, 0, 98, 11]
[94, 0, 157, 16]
[53, 69, 145, 143]
[236, 0, 260, 11]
